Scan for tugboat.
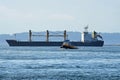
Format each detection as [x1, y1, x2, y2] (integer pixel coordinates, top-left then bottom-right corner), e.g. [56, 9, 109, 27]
[60, 40, 78, 49]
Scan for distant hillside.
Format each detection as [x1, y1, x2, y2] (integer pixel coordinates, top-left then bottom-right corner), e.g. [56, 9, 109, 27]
[0, 32, 120, 46]
[101, 33, 120, 45]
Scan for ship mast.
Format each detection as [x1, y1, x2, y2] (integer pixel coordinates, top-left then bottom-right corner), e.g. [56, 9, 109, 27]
[29, 30, 32, 42]
[64, 30, 67, 41]
[84, 25, 88, 32]
[46, 30, 49, 42]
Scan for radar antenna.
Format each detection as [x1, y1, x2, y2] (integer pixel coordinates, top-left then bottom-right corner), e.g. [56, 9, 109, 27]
[84, 25, 88, 32]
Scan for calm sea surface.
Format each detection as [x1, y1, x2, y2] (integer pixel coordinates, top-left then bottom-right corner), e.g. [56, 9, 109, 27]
[0, 46, 120, 80]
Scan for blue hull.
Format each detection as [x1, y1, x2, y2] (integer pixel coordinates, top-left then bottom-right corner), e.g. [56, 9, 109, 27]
[6, 40, 104, 47]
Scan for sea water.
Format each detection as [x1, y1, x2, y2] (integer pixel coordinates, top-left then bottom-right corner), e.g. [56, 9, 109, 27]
[0, 46, 120, 80]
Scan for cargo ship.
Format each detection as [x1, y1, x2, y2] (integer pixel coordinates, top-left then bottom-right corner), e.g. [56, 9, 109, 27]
[6, 27, 104, 47]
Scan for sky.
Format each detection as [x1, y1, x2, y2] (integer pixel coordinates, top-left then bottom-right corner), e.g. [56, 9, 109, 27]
[0, 0, 120, 34]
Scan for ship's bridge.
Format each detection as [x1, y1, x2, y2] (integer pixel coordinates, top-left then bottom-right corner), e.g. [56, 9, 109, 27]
[81, 26, 99, 42]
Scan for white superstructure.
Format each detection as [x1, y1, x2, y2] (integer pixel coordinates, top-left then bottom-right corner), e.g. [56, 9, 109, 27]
[81, 32, 94, 42]
[81, 26, 102, 42]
